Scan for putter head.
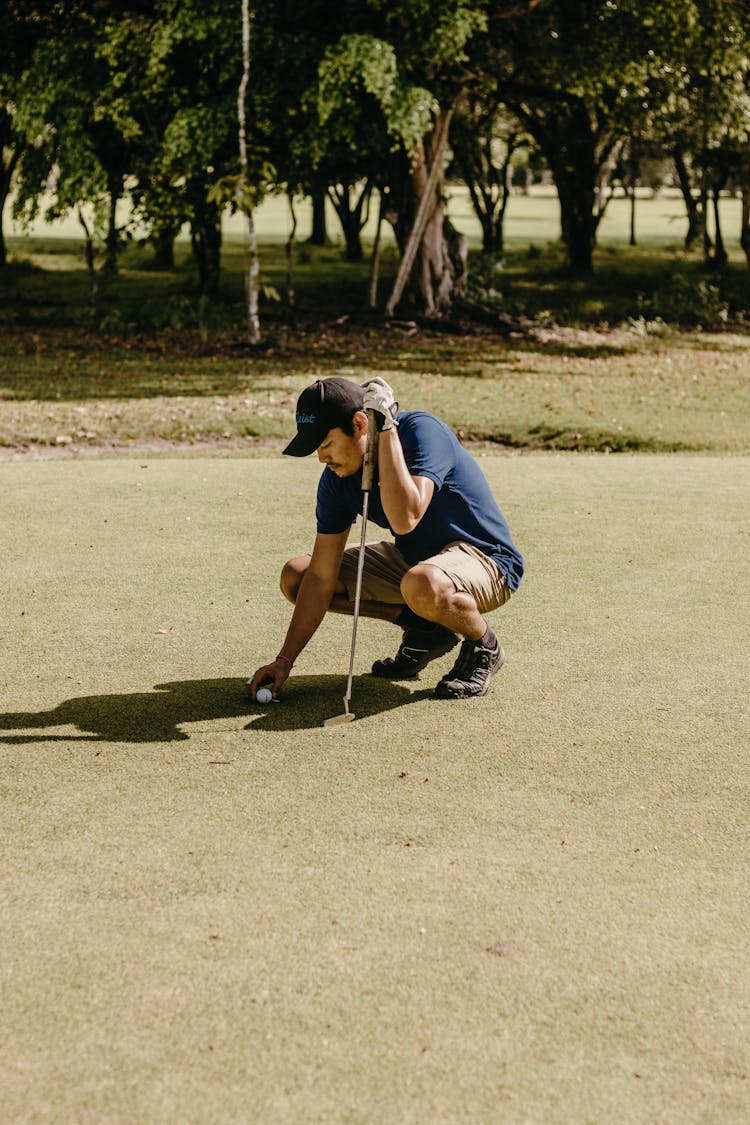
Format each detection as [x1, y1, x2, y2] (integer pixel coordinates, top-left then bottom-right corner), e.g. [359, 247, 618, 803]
[323, 698, 355, 728]
[323, 712, 355, 728]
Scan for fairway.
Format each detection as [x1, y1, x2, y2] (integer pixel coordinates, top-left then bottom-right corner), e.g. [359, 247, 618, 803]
[2, 453, 749, 1123]
[7, 184, 746, 259]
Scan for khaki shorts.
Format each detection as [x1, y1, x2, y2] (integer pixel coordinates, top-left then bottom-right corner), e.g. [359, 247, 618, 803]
[338, 540, 511, 615]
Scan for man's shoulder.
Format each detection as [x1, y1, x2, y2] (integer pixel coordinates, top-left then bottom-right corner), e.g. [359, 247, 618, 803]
[398, 410, 457, 450]
[396, 410, 459, 483]
[397, 408, 441, 426]
[397, 410, 454, 440]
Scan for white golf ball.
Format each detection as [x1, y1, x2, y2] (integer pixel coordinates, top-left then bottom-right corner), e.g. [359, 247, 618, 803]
[256, 687, 273, 704]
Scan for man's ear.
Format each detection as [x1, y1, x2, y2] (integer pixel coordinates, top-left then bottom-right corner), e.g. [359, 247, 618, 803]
[353, 410, 369, 437]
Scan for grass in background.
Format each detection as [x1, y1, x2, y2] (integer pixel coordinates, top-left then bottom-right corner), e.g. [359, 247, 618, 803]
[3, 188, 748, 329]
[1, 454, 748, 1122]
[1, 189, 747, 456]
[1, 326, 749, 454]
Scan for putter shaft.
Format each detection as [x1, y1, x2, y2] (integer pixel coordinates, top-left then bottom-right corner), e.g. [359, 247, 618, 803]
[323, 412, 378, 728]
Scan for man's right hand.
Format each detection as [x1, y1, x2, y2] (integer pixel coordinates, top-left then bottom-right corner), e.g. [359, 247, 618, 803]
[246, 657, 292, 701]
[362, 376, 399, 431]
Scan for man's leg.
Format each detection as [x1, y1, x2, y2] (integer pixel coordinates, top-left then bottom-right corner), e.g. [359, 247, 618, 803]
[280, 553, 402, 624]
[400, 563, 487, 640]
[398, 548, 509, 699]
[281, 548, 459, 677]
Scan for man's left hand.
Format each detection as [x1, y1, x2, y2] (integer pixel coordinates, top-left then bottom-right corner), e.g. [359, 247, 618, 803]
[362, 376, 399, 431]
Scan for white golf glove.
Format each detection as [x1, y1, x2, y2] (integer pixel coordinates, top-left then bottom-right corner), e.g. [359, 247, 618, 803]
[362, 376, 399, 431]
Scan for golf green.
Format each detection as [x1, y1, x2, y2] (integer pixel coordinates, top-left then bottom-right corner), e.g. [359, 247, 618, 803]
[2, 454, 748, 1122]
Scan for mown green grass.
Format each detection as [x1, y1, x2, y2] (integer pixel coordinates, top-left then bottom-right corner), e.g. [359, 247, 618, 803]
[2, 187, 748, 1121]
[7, 184, 745, 257]
[2, 454, 749, 1122]
[2, 327, 749, 454]
[3, 188, 748, 330]
[2, 189, 747, 456]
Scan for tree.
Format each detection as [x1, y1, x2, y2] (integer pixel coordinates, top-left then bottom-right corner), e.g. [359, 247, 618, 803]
[12, 4, 159, 284]
[312, 3, 543, 315]
[0, 1, 61, 268]
[372, 1, 488, 315]
[494, 0, 695, 272]
[657, 0, 749, 263]
[315, 34, 415, 264]
[146, 3, 242, 295]
[731, 0, 750, 270]
[741, 139, 750, 269]
[237, 0, 260, 342]
[245, 0, 355, 261]
[450, 98, 528, 258]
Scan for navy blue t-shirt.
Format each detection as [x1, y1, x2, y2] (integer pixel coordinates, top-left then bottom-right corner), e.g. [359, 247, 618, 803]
[315, 411, 524, 591]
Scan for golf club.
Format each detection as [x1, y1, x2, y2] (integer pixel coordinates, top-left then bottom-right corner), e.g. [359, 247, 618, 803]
[324, 409, 379, 727]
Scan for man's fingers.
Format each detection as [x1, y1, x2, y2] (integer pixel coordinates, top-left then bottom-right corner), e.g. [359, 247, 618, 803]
[246, 667, 272, 699]
[247, 660, 291, 700]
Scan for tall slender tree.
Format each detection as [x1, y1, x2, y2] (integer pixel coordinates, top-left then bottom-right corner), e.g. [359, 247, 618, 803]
[0, 1, 62, 268]
[238, 0, 261, 342]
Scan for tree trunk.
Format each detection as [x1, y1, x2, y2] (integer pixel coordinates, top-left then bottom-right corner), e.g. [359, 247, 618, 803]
[191, 205, 222, 297]
[532, 110, 599, 273]
[459, 133, 518, 259]
[367, 190, 385, 310]
[592, 141, 622, 233]
[385, 107, 457, 317]
[443, 218, 468, 297]
[700, 180, 712, 261]
[627, 141, 638, 246]
[628, 181, 636, 246]
[492, 140, 518, 260]
[0, 142, 21, 270]
[285, 192, 297, 310]
[238, 0, 260, 343]
[0, 193, 7, 269]
[309, 190, 328, 246]
[103, 177, 122, 275]
[711, 187, 728, 267]
[151, 226, 176, 270]
[554, 166, 597, 273]
[673, 146, 705, 250]
[77, 206, 99, 319]
[740, 142, 750, 270]
[328, 181, 371, 261]
[462, 171, 495, 253]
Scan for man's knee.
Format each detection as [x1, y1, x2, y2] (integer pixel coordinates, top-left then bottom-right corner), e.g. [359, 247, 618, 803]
[280, 555, 310, 604]
[400, 564, 450, 615]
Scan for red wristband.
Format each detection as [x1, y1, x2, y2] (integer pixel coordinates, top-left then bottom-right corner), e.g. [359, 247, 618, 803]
[275, 652, 294, 668]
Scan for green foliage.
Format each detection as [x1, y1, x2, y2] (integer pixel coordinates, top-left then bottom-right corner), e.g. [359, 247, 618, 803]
[488, 0, 749, 270]
[10, 8, 159, 264]
[3, 0, 748, 305]
[646, 0, 749, 154]
[651, 272, 729, 327]
[424, 2, 487, 69]
[318, 34, 433, 155]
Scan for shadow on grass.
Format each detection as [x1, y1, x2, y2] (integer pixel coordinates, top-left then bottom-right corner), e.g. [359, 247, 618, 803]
[0, 676, 432, 744]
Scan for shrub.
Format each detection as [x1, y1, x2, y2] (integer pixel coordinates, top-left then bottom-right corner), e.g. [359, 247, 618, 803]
[652, 274, 729, 328]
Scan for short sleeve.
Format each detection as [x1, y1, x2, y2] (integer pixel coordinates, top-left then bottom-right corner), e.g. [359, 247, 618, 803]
[397, 413, 454, 489]
[315, 467, 357, 534]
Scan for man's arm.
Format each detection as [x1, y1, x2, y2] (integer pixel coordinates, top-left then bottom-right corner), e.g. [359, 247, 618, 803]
[362, 377, 434, 535]
[247, 530, 349, 699]
[377, 427, 434, 534]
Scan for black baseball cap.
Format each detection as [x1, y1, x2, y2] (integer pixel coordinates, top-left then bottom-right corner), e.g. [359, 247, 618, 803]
[282, 377, 365, 457]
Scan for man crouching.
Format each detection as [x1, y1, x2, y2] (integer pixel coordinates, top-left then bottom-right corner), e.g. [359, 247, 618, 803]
[247, 376, 523, 702]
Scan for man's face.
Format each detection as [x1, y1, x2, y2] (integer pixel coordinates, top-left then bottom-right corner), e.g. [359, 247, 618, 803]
[317, 420, 366, 477]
